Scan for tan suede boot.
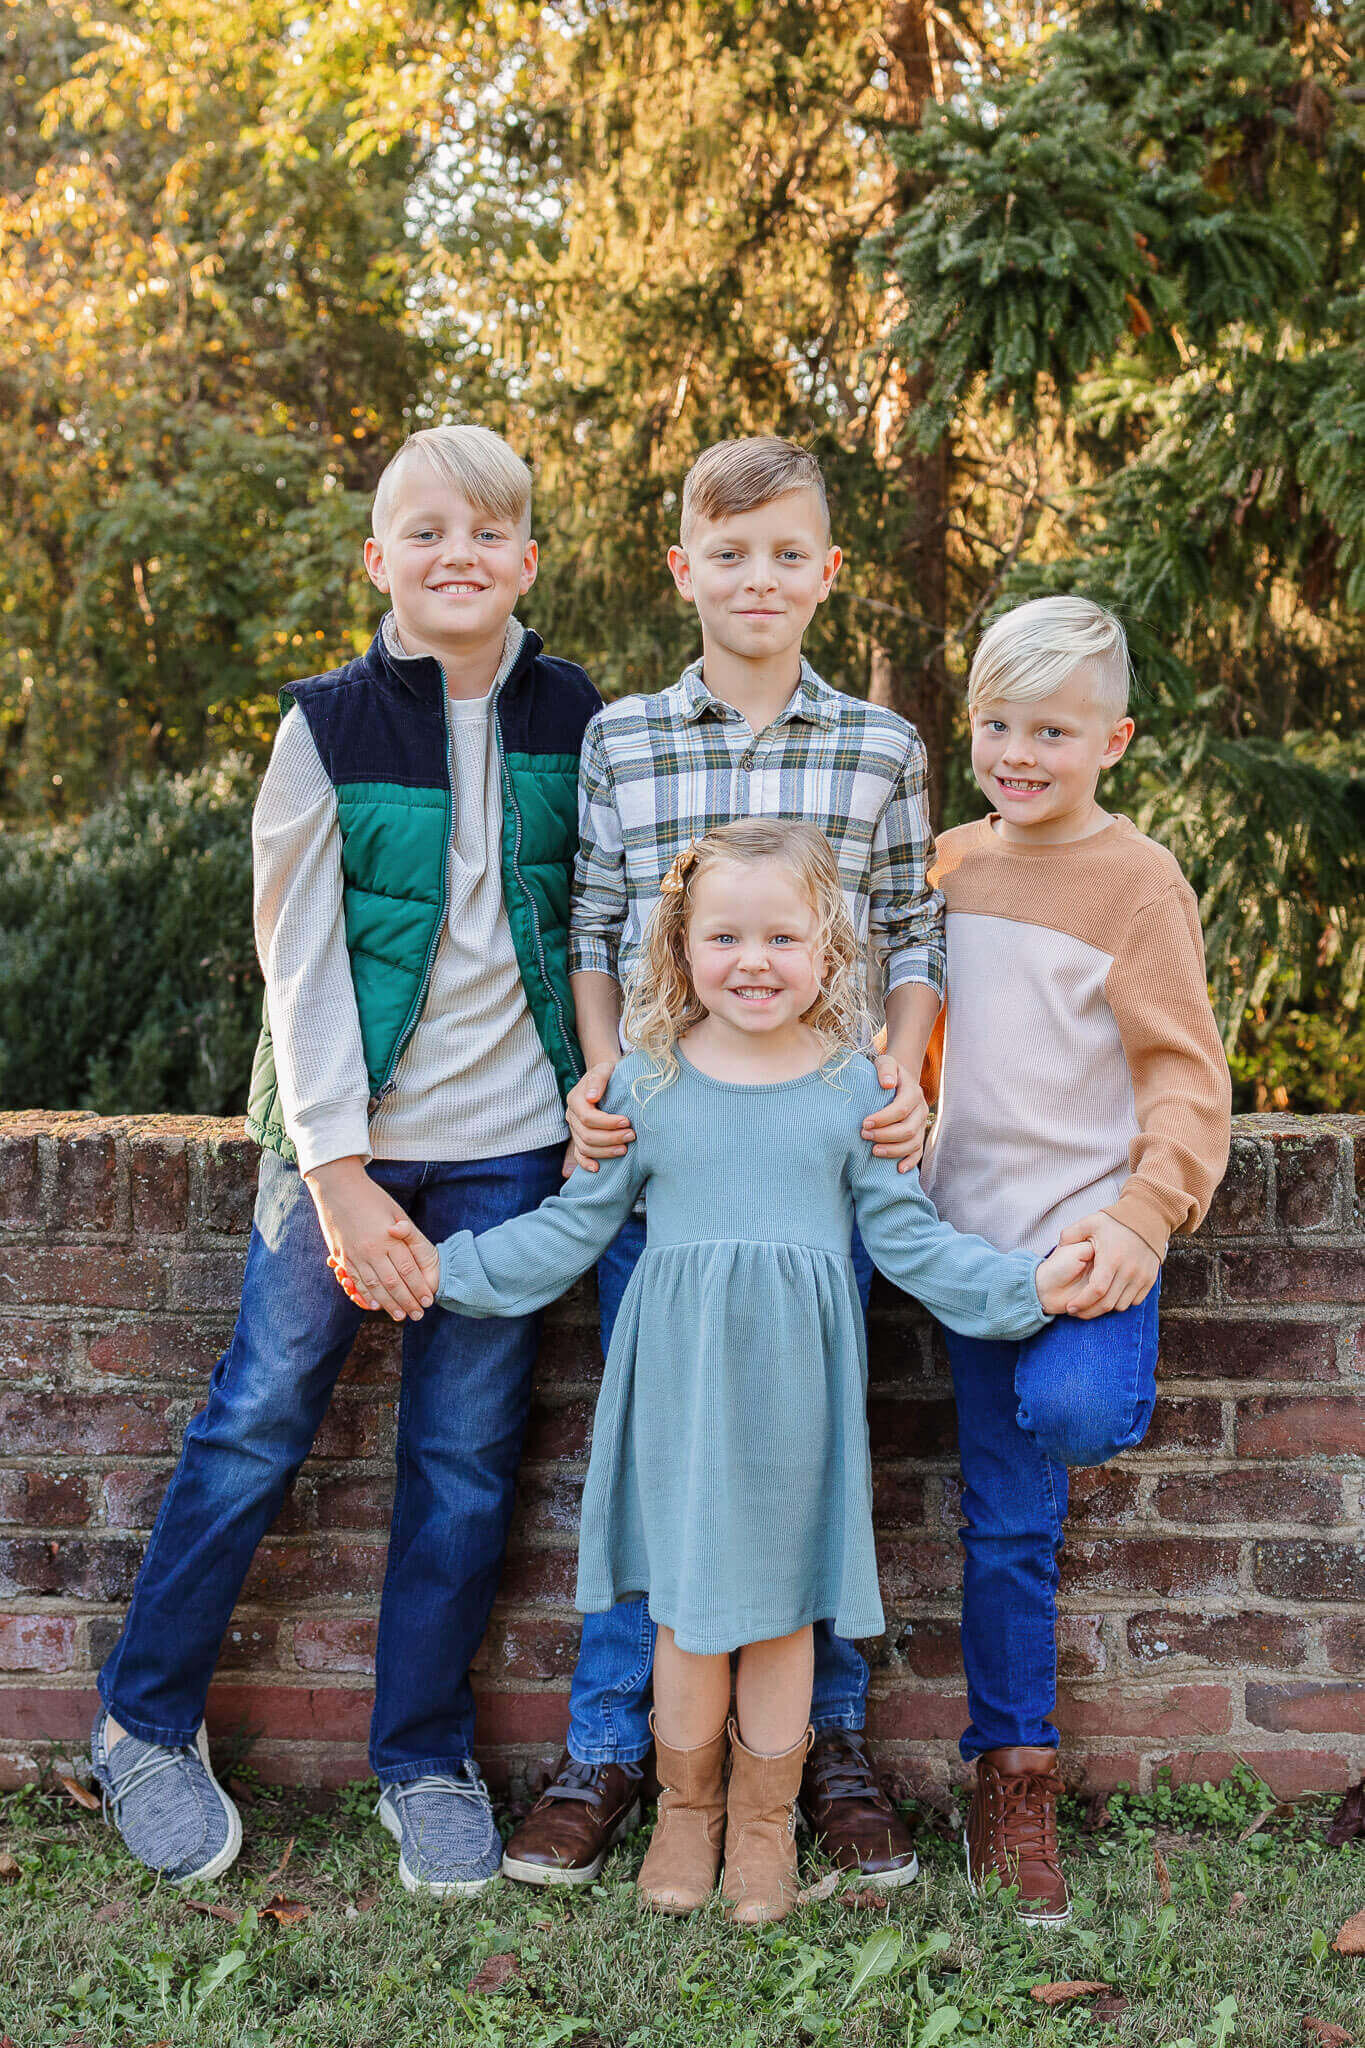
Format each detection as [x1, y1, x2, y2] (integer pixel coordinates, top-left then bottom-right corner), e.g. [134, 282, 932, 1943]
[720, 1721, 813, 1926]
[636, 1714, 728, 1915]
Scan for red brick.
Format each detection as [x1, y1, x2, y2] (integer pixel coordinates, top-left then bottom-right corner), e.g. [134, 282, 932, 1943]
[242, 1537, 388, 1604]
[498, 1548, 578, 1605]
[101, 1470, 170, 1530]
[1203, 1139, 1270, 1236]
[1323, 1618, 1363, 1674]
[1222, 1247, 1365, 1305]
[1161, 1244, 1215, 1306]
[0, 1136, 42, 1228]
[337, 1320, 402, 1386]
[0, 1534, 143, 1601]
[1158, 1318, 1338, 1384]
[129, 1133, 189, 1234]
[867, 1395, 957, 1458]
[1235, 1395, 1365, 1460]
[193, 1128, 257, 1235]
[1067, 1466, 1141, 1523]
[310, 1401, 391, 1461]
[1127, 1609, 1310, 1669]
[0, 1615, 77, 1673]
[1056, 1614, 1111, 1677]
[512, 1468, 585, 1539]
[893, 1618, 961, 1678]
[204, 1681, 373, 1744]
[1155, 1749, 1359, 1797]
[0, 1247, 165, 1311]
[866, 1320, 945, 1390]
[523, 1399, 595, 1461]
[472, 1690, 572, 1747]
[1073, 1752, 1148, 1794]
[215, 1619, 283, 1672]
[871, 1469, 928, 1528]
[232, 1740, 373, 1789]
[1152, 1469, 1344, 1527]
[1055, 1683, 1232, 1740]
[1254, 1540, 1365, 1602]
[532, 1319, 606, 1387]
[308, 1473, 393, 1532]
[471, 1615, 582, 1684]
[0, 1682, 98, 1740]
[87, 1317, 225, 1382]
[878, 1539, 962, 1601]
[167, 1250, 249, 1311]
[1246, 1680, 1365, 1736]
[1139, 1397, 1225, 1454]
[0, 1388, 176, 1457]
[0, 1470, 92, 1528]
[53, 1130, 119, 1232]
[293, 1617, 379, 1674]
[0, 1317, 72, 1378]
[868, 1689, 966, 1741]
[1061, 1537, 1242, 1599]
[1272, 1133, 1347, 1231]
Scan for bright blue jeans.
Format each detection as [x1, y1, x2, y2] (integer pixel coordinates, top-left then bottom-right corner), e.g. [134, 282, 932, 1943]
[946, 1278, 1161, 1761]
[565, 1215, 876, 1764]
[98, 1142, 563, 1782]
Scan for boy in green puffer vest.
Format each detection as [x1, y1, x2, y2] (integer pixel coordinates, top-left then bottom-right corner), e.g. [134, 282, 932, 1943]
[92, 426, 600, 1897]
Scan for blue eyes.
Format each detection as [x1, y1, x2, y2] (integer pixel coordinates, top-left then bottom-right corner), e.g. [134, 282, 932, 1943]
[712, 934, 795, 945]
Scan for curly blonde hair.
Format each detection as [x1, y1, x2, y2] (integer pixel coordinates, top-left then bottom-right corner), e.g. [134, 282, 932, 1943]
[621, 819, 874, 1098]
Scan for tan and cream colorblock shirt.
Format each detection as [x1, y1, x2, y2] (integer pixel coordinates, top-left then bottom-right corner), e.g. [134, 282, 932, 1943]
[920, 815, 1232, 1260]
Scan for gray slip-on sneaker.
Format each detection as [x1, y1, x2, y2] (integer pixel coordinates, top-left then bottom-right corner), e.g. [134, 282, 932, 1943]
[377, 1763, 502, 1896]
[90, 1711, 242, 1884]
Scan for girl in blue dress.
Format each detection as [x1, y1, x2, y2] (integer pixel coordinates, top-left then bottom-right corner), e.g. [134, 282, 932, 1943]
[347, 820, 1093, 1923]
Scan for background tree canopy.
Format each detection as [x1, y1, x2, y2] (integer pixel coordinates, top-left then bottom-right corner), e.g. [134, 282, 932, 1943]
[1, 0, 1362, 1114]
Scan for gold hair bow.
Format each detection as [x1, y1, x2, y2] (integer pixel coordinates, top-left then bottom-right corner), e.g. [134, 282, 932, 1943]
[660, 839, 701, 895]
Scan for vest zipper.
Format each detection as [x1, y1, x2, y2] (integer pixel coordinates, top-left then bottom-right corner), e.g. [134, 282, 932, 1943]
[374, 667, 453, 1100]
[492, 705, 580, 1079]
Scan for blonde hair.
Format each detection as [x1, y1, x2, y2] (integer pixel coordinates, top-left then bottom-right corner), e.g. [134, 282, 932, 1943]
[679, 437, 830, 545]
[968, 596, 1132, 716]
[621, 820, 872, 1099]
[371, 425, 533, 544]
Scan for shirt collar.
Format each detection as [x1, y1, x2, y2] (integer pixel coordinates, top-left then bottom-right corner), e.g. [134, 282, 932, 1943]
[676, 655, 840, 728]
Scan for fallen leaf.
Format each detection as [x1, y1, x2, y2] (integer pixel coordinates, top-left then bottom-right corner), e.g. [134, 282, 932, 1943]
[1153, 1845, 1171, 1903]
[1332, 1909, 1365, 1956]
[56, 1773, 101, 1813]
[1303, 2019, 1354, 2046]
[226, 1775, 260, 1807]
[93, 1900, 128, 1924]
[531, 1916, 556, 1931]
[1091, 1993, 1131, 2022]
[1030, 1981, 1113, 2007]
[1238, 1807, 1275, 1842]
[467, 1952, 523, 1994]
[1327, 1779, 1365, 1849]
[261, 1893, 312, 1926]
[1228, 1891, 1247, 1916]
[182, 1898, 239, 1923]
[795, 1869, 842, 1904]
[845, 1886, 894, 1910]
[264, 1836, 295, 1886]
[0, 1852, 19, 1882]
[1081, 1794, 1113, 1834]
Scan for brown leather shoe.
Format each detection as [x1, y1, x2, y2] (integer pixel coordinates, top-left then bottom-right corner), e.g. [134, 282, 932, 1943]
[800, 1729, 919, 1888]
[964, 1745, 1070, 1925]
[500, 1752, 643, 1887]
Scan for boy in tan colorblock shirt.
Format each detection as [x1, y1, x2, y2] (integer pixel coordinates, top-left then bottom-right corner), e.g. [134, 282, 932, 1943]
[921, 597, 1231, 1926]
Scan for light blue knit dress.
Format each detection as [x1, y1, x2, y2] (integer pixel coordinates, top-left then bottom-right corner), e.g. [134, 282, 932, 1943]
[436, 1051, 1050, 1655]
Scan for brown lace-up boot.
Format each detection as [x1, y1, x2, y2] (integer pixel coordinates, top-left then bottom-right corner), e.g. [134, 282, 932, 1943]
[964, 1746, 1070, 1925]
[720, 1721, 813, 1926]
[637, 1715, 728, 1915]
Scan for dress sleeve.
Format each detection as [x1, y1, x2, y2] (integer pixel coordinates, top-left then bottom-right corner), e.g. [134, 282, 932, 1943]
[436, 1118, 646, 1319]
[844, 1067, 1048, 1340]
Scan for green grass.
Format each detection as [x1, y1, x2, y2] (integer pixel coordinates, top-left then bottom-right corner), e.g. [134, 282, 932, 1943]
[0, 1767, 1360, 2046]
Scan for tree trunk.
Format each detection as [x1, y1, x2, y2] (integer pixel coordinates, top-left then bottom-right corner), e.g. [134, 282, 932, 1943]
[867, 2, 951, 822]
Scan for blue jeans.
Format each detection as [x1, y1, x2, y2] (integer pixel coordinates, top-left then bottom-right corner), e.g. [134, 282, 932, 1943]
[566, 1215, 876, 1764]
[99, 1141, 564, 1782]
[946, 1278, 1161, 1761]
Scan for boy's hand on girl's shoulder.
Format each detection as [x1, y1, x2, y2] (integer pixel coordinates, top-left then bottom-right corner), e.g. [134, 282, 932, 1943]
[1057, 1211, 1161, 1319]
[304, 1157, 435, 1322]
[862, 1055, 928, 1172]
[1035, 1237, 1096, 1317]
[565, 1057, 634, 1174]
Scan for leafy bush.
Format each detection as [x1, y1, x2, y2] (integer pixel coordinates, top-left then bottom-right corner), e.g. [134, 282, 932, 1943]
[0, 761, 261, 1115]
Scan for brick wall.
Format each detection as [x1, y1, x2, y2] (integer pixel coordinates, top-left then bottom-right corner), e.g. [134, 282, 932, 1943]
[0, 1112, 1360, 1799]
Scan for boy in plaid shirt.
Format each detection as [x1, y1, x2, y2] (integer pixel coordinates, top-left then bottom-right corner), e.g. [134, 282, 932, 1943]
[500, 437, 946, 1891]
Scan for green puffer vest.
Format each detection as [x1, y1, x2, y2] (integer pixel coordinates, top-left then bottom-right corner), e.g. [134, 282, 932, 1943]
[245, 623, 600, 1165]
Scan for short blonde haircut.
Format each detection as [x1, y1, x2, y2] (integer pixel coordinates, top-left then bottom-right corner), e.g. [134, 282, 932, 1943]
[371, 425, 532, 544]
[679, 437, 829, 544]
[968, 596, 1132, 716]
[621, 819, 872, 1100]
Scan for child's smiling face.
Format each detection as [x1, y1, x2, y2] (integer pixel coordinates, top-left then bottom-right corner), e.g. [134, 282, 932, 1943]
[683, 859, 824, 1039]
[364, 464, 537, 659]
[666, 490, 840, 669]
[970, 663, 1135, 844]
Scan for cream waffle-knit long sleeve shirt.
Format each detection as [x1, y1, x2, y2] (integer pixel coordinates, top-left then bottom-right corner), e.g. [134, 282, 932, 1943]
[919, 814, 1232, 1260]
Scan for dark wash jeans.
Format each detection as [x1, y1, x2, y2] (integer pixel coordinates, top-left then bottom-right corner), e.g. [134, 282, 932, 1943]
[945, 1276, 1161, 1761]
[98, 1141, 563, 1783]
[564, 1215, 877, 1765]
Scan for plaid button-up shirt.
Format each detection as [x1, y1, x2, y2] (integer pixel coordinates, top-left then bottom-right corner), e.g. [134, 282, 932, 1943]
[569, 656, 946, 1011]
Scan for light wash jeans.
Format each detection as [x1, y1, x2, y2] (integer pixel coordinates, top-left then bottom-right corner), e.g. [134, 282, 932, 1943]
[99, 1142, 563, 1782]
[565, 1214, 876, 1764]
